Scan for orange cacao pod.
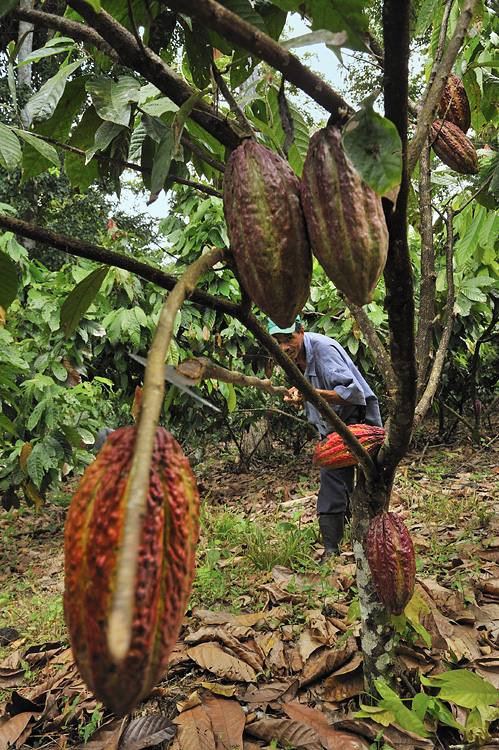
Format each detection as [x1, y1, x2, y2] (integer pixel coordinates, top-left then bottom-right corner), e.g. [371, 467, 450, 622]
[300, 126, 388, 306]
[64, 426, 200, 716]
[438, 73, 471, 133]
[366, 512, 416, 616]
[312, 424, 385, 468]
[223, 140, 312, 328]
[430, 120, 479, 175]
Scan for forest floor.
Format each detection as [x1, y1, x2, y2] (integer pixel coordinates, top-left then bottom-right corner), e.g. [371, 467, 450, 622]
[1, 419, 499, 750]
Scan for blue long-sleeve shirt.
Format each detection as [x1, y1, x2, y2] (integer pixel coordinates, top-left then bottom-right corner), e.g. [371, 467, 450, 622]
[302, 332, 382, 436]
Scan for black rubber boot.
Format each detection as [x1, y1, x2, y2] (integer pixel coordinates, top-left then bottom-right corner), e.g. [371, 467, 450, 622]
[318, 513, 344, 565]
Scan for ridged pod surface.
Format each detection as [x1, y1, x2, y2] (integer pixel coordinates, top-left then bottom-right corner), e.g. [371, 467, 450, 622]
[438, 73, 471, 133]
[366, 512, 416, 616]
[223, 140, 312, 328]
[64, 426, 200, 717]
[300, 126, 388, 306]
[430, 120, 479, 175]
[312, 424, 385, 468]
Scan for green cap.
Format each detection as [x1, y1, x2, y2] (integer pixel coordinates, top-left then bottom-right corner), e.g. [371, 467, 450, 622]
[267, 316, 301, 336]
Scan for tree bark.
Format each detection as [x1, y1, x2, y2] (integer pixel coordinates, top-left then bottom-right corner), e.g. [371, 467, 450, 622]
[416, 141, 436, 400]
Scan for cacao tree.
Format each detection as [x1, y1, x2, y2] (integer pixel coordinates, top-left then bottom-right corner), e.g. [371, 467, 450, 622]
[1, 0, 498, 696]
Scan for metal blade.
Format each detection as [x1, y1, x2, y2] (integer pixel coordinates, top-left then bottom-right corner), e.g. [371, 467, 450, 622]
[128, 353, 221, 412]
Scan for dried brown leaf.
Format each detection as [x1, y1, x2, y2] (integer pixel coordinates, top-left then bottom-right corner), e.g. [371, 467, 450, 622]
[201, 694, 245, 750]
[70, 718, 126, 750]
[174, 705, 216, 750]
[299, 638, 357, 687]
[245, 717, 322, 750]
[120, 715, 176, 750]
[324, 654, 364, 702]
[186, 643, 257, 682]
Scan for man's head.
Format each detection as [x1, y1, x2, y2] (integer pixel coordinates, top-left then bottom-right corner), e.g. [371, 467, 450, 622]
[268, 316, 305, 362]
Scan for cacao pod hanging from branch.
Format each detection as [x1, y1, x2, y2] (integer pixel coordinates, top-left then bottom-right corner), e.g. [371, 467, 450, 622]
[64, 426, 200, 717]
[223, 140, 312, 328]
[366, 511, 416, 616]
[430, 120, 479, 175]
[437, 72, 471, 133]
[300, 126, 389, 307]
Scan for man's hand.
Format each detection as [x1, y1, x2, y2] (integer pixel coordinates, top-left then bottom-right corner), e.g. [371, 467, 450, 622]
[284, 387, 304, 408]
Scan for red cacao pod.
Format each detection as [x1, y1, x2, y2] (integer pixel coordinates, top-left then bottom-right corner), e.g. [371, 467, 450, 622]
[223, 140, 312, 328]
[366, 512, 416, 616]
[312, 424, 385, 468]
[64, 426, 199, 717]
[430, 120, 479, 175]
[300, 126, 388, 306]
[438, 73, 471, 133]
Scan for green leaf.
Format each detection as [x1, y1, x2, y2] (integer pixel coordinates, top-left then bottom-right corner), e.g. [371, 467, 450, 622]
[226, 383, 237, 413]
[0, 250, 19, 311]
[0, 0, 20, 19]
[60, 266, 109, 340]
[184, 22, 213, 89]
[281, 28, 348, 49]
[0, 413, 17, 437]
[16, 42, 76, 66]
[0, 123, 22, 172]
[86, 121, 124, 162]
[374, 681, 433, 737]
[86, 75, 140, 127]
[415, 0, 441, 36]
[342, 94, 403, 196]
[355, 704, 396, 728]
[26, 59, 83, 122]
[12, 128, 60, 167]
[272, 0, 369, 52]
[478, 211, 499, 249]
[33, 76, 90, 144]
[217, 0, 268, 33]
[65, 106, 102, 191]
[267, 86, 310, 176]
[25, 443, 46, 486]
[421, 670, 499, 708]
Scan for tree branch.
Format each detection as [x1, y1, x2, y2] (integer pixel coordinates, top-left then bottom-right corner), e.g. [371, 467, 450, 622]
[10, 6, 119, 59]
[416, 141, 436, 399]
[176, 356, 289, 395]
[407, 0, 477, 176]
[164, 0, 354, 125]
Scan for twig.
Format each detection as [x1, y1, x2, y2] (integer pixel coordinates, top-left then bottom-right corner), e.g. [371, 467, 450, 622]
[107, 246, 225, 661]
[211, 64, 254, 137]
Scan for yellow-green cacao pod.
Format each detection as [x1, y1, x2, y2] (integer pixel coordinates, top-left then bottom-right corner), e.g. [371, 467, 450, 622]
[223, 140, 312, 328]
[366, 511, 416, 616]
[300, 126, 388, 307]
[64, 426, 200, 717]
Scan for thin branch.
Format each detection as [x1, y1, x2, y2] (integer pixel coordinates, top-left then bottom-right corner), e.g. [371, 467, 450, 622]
[453, 173, 493, 216]
[164, 0, 354, 125]
[108, 246, 225, 660]
[211, 63, 254, 137]
[15, 130, 223, 198]
[407, 0, 477, 176]
[414, 203, 456, 429]
[176, 356, 289, 395]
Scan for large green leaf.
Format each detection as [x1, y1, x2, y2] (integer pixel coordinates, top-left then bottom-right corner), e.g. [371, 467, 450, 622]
[421, 670, 499, 709]
[86, 75, 140, 127]
[32, 76, 90, 144]
[342, 94, 403, 197]
[184, 22, 213, 89]
[65, 106, 102, 191]
[16, 38, 76, 67]
[86, 121, 125, 162]
[374, 681, 433, 737]
[0, 250, 19, 311]
[267, 85, 311, 177]
[0, 123, 22, 172]
[60, 266, 110, 340]
[13, 128, 60, 167]
[26, 59, 83, 122]
[217, 0, 268, 32]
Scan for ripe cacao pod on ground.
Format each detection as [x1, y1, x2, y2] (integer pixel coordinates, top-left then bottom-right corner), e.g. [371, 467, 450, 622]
[64, 426, 200, 717]
[438, 72, 471, 133]
[430, 120, 479, 175]
[223, 140, 312, 329]
[300, 126, 388, 307]
[312, 424, 386, 468]
[366, 511, 416, 616]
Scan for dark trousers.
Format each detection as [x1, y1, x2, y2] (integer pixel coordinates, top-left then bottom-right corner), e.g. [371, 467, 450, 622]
[317, 465, 355, 515]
